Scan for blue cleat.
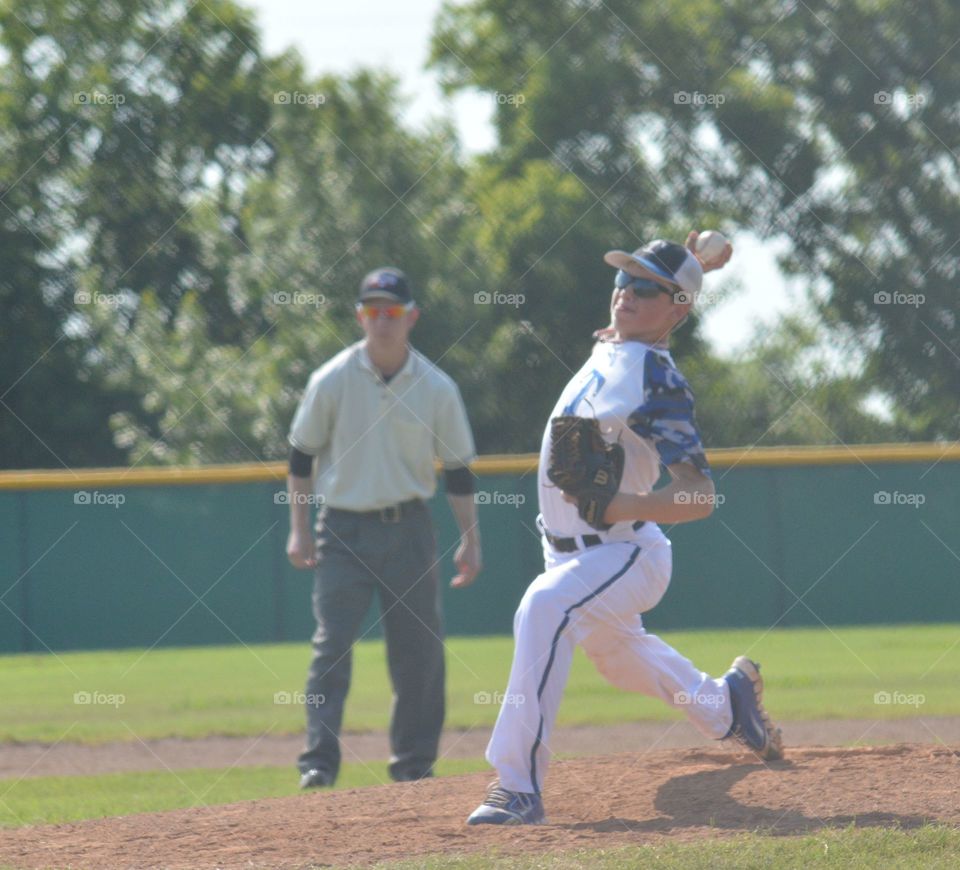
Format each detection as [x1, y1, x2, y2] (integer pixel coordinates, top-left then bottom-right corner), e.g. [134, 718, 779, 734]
[723, 656, 784, 761]
[467, 780, 546, 825]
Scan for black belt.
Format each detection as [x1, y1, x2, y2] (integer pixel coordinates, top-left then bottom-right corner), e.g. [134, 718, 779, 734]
[327, 498, 424, 524]
[543, 520, 645, 553]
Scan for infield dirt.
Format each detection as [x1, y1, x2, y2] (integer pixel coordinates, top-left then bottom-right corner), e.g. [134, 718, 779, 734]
[6, 716, 960, 778]
[1, 744, 958, 869]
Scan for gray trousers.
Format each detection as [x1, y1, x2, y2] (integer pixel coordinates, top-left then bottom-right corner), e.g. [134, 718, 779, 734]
[297, 501, 445, 781]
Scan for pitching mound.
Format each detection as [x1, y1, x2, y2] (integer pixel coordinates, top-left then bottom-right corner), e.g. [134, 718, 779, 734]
[3, 744, 958, 869]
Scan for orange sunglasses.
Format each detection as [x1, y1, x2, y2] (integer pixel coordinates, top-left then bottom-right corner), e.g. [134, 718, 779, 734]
[355, 302, 413, 320]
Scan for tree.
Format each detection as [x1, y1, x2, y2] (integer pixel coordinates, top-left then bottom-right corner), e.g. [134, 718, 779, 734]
[100, 67, 473, 464]
[0, 173, 128, 468]
[431, 0, 960, 440]
[687, 317, 906, 449]
[0, 0, 273, 467]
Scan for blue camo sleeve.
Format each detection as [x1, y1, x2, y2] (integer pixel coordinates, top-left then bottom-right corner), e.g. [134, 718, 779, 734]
[627, 349, 712, 476]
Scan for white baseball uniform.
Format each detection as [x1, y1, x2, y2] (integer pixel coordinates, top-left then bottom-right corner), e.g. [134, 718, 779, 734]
[486, 338, 734, 795]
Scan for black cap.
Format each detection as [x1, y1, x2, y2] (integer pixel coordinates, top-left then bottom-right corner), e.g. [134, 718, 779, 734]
[358, 267, 412, 303]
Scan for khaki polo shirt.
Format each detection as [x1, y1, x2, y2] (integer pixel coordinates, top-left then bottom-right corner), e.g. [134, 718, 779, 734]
[288, 341, 476, 511]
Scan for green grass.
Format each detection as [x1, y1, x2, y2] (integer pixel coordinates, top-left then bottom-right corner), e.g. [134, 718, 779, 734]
[369, 826, 960, 869]
[3, 627, 959, 862]
[1, 624, 959, 744]
[0, 758, 490, 828]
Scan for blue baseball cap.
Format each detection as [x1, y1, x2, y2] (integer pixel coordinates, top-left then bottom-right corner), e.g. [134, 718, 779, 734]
[604, 240, 703, 303]
[358, 267, 413, 303]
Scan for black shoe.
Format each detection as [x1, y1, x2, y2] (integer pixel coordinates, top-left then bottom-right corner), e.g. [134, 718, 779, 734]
[391, 768, 434, 782]
[299, 768, 334, 789]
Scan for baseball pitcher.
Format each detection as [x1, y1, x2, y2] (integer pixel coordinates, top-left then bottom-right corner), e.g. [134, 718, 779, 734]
[467, 233, 783, 826]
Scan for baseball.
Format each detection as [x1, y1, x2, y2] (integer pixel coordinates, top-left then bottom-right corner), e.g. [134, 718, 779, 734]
[695, 230, 728, 264]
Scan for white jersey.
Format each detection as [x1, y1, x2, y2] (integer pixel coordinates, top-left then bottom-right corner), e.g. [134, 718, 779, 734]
[537, 339, 711, 538]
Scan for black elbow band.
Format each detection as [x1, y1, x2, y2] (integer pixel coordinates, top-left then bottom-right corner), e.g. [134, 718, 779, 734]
[444, 465, 474, 495]
[289, 446, 314, 477]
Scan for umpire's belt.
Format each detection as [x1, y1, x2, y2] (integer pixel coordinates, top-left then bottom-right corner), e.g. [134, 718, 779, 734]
[327, 498, 425, 524]
[541, 520, 645, 553]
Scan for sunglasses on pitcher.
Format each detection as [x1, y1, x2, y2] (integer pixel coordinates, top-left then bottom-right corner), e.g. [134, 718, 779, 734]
[355, 302, 414, 320]
[614, 271, 679, 299]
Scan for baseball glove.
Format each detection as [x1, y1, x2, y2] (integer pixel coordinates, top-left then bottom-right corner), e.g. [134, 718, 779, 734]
[546, 416, 624, 530]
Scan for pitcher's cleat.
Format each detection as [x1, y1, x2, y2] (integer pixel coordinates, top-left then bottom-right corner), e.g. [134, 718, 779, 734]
[723, 656, 784, 760]
[467, 780, 546, 825]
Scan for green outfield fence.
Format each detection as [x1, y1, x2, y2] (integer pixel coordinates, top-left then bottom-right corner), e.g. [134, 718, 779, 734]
[1, 444, 959, 653]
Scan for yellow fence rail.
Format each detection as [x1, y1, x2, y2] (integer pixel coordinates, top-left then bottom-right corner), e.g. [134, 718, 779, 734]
[0, 442, 957, 491]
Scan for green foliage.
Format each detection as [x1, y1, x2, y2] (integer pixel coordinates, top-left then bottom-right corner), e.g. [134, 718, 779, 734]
[687, 316, 907, 447]
[0, 0, 272, 468]
[1, 0, 952, 468]
[0, 161, 128, 467]
[433, 0, 960, 441]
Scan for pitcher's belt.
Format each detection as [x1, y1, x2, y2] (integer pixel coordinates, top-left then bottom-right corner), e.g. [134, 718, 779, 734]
[542, 520, 645, 553]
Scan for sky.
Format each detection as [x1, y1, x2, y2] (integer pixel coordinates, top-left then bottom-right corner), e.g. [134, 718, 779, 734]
[245, 0, 806, 354]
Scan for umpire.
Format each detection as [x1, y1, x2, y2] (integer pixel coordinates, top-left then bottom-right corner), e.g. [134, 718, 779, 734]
[285, 266, 481, 788]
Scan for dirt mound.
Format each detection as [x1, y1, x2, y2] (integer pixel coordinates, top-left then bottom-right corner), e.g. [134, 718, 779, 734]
[2, 744, 958, 869]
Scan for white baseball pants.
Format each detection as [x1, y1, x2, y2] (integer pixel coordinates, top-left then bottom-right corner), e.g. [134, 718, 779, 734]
[486, 531, 733, 795]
